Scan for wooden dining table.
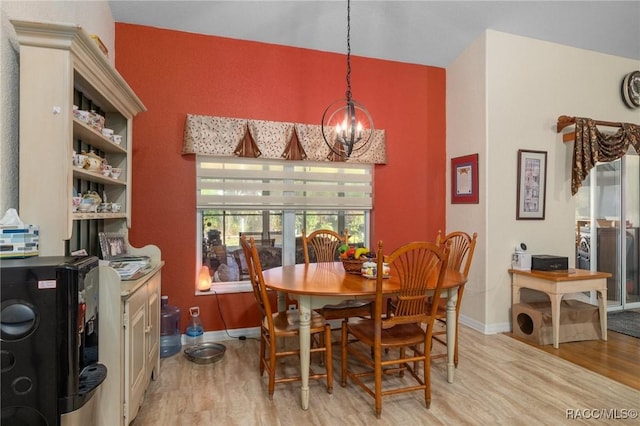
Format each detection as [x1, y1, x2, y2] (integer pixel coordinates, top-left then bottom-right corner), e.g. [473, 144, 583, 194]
[261, 261, 467, 410]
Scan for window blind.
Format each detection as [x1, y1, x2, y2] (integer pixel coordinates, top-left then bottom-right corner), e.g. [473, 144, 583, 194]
[197, 156, 373, 210]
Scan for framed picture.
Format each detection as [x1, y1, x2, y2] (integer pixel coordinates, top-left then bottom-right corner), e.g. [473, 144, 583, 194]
[99, 232, 128, 260]
[451, 154, 479, 204]
[516, 150, 547, 220]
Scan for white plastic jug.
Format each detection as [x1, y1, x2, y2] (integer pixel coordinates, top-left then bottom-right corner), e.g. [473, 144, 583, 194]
[185, 306, 204, 346]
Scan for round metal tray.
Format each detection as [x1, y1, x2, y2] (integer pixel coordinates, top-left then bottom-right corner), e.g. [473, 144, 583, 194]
[183, 342, 226, 364]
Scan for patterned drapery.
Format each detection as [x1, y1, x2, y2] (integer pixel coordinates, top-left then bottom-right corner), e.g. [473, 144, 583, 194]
[571, 118, 640, 195]
[182, 114, 387, 164]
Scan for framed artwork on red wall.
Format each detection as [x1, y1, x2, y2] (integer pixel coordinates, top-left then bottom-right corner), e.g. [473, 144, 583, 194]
[451, 154, 479, 204]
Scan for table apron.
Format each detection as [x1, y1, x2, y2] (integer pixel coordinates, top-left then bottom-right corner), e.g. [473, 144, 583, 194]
[513, 275, 607, 295]
[287, 294, 372, 310]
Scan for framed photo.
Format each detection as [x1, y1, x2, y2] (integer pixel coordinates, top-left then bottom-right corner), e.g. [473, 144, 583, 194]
[451, 154, 479, 204]
[99, 232, 128, 260]
[516, 150, 547, 220]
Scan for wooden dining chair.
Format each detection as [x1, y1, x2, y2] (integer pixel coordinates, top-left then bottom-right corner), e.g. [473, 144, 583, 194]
[430, 230, 477, 367]
[341, 241, 449, 418]
[240, 235, 333, 399]
[302, 228, 374, 323]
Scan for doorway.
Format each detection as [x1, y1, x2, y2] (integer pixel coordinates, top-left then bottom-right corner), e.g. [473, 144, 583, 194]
[575, 149, 640, 310]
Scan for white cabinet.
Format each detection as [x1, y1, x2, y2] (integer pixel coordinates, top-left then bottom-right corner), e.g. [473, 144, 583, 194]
[12, 19, 158, 426]
[124, 268, 160, 424]
[96, 244, 163, 426]
[11, 20, 145, 256]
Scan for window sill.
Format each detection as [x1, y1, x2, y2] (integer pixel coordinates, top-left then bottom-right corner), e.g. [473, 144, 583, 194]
[195, 281, 252, 295]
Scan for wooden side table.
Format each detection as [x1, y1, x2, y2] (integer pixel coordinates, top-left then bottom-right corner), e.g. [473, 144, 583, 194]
[509, 268, 610, 348]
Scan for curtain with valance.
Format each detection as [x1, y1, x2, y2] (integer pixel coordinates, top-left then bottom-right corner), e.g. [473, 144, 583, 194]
[571, 118, 640, 195]
[182, 114, 387, 164]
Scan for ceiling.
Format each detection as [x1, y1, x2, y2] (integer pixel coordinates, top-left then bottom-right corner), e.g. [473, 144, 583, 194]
[109, 1, 640, 68]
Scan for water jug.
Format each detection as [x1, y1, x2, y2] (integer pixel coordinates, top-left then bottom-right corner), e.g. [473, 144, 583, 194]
[185, 306, 204, 346]
[160, 296, 181, 357]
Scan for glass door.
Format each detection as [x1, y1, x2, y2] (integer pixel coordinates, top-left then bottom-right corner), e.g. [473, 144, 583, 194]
[624, 152, 640, 307]
[575, 149, 640, 310]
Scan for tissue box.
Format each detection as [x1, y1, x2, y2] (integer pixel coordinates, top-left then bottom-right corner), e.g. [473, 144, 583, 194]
[0, 225, 39, 258]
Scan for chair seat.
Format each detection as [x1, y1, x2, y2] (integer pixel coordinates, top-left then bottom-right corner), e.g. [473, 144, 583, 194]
[346, 318, 426, 348]
[323, 299, 371, 310]
[266, 310, 327, 335]
[318, 299, 374, 321]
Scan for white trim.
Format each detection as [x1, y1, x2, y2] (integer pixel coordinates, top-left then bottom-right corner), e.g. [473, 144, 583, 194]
[181, 326, 261, 344]
[195, 282, 252, 295]
[459, 313, 510, 334]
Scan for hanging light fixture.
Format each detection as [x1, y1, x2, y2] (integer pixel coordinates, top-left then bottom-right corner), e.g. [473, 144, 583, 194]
[321, 0, 374, 159]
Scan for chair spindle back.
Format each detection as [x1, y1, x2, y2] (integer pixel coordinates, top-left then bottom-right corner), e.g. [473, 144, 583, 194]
[302, 228, 349, 264]
[376, 241, 449, 329]
[240, 235, 274, 325]
[436, 230, 477, 277]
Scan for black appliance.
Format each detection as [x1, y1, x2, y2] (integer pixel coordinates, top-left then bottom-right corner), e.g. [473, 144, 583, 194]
[531, 255, 569, 271]
[1, 256, 107, 426]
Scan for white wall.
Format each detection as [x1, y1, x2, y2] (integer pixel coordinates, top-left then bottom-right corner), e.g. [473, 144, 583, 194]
[0, 1, 114, 214]
[448, 29, 640, 334]
[445, 32, 488, 332]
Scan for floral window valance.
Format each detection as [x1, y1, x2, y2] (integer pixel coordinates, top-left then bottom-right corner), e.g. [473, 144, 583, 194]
[558, 116, 640, 195]
[182, 114, 387, 164]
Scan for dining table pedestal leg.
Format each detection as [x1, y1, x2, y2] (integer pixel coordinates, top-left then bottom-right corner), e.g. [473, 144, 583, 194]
[446, 287, 457, 383]
[298, 295, 311, 410]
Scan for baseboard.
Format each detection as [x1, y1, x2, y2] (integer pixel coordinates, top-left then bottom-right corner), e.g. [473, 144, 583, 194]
[181, 326, 260, 344]
[459, 314, 511, 335]
[189, 316, 512, 343]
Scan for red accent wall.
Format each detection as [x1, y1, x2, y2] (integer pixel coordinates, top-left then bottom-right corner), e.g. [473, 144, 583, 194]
[114, 23, 446, 332]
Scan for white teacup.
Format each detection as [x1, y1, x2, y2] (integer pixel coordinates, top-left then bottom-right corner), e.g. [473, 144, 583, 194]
[74, 109, 89, 123]
[77, 202, 92, 212]
[112, 135, 123, 145]
[72, 197, 82, 212]
[110, 168, 122, 179]
[111, 203, 122, 212]
[101, 164, 112, 176]
[73, 154, 87, 168]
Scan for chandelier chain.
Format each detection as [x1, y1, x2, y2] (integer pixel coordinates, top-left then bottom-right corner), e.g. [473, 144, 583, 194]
[345, 0, 352, 101]
[321, 0, 373, 159]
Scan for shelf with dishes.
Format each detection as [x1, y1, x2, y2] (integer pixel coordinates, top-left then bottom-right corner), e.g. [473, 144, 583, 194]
[73, 118, 126, 154]
[73, 167, 126, 185]
[72, 211, 127, 220]
[72, 190, 125, 217]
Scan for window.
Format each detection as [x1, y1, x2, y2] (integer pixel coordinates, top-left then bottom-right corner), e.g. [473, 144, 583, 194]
[196, 157, 373, 291]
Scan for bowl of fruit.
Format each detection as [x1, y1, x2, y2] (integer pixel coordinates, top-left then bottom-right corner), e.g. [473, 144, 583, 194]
[339, 245, 375, 274]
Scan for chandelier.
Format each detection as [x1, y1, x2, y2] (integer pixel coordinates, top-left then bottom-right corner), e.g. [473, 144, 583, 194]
[321, 0, 374, 159]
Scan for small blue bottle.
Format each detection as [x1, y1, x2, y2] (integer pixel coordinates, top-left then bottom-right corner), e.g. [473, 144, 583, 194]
[185, 306, 204, 346]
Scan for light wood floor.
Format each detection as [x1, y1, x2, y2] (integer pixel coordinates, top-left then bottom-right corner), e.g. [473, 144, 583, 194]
[132, 324, 640, 425]
[510, 329, 640, 391]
